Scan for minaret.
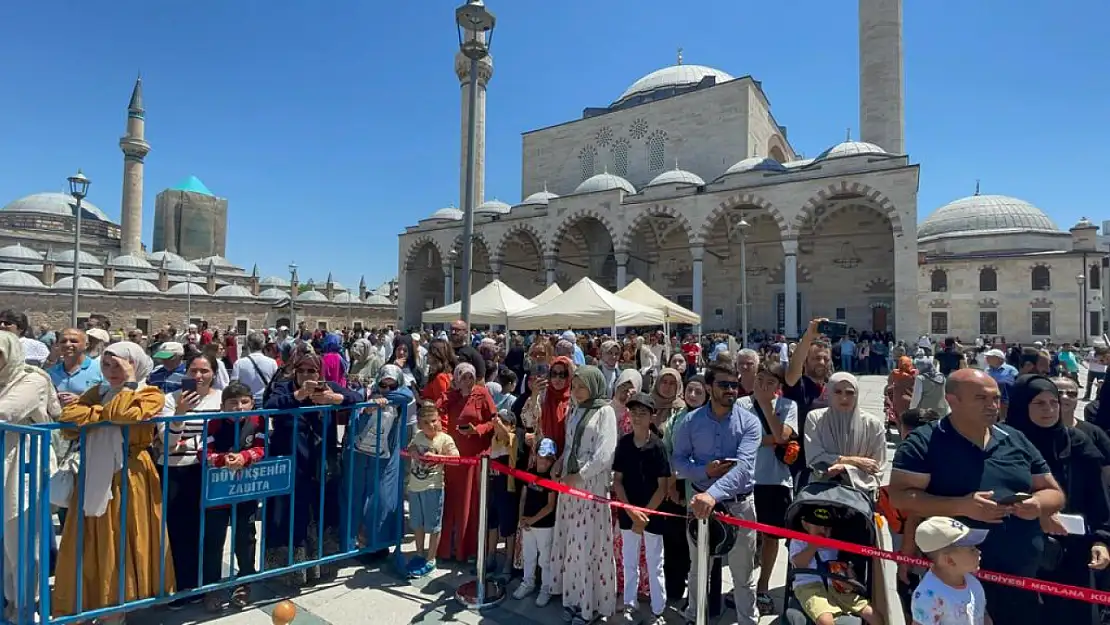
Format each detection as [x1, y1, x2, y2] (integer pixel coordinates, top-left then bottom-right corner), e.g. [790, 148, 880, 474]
[119, 76, 151, 255]
[455, 30, 493, 212]
[858, 0, 904, 154]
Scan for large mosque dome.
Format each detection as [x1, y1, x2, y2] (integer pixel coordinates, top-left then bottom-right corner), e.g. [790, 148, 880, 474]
[1, 192, 114, 223]
[918, 194, 1059, 240]
[613, 64, 734, 107]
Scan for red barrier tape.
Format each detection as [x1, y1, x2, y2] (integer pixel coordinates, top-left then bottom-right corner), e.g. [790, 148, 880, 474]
[401, 450, 1110, 606]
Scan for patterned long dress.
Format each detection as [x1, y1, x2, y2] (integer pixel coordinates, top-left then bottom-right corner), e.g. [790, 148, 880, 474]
[549, 405, 618, 621]
[612, 407, 651, 599]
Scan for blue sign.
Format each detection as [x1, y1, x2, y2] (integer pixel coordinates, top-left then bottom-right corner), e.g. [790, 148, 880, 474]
[204, 458, 293, 507]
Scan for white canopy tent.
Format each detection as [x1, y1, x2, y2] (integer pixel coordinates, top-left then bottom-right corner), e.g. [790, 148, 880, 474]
[615, 278, 701, 325]
[508, 277, 665, 331]
[530, 283, 563, 306]
[421, 279, 536, 326]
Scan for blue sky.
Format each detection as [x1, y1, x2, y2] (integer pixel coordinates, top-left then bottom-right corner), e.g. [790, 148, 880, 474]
[0, 1, 1106, 289]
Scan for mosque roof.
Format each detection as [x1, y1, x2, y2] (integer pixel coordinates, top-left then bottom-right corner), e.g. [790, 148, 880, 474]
[258, 287, 289, 301]
[214, 284, 254, 298]
[52, 276, 106, 292]
[1, 192, 113, 223]
[519, 189, 559, 206]
[0, 271, 45, 289]
[646, 167, 705, 188]
[108, 253, 154, 270]
[615, 64, 734, 105]
[428, 207, 464, 222]
[814, 141, 888, 160]
[724, 156, 788, 175]
[575, 172, 636, 195]
[918, 194, 1060, 240]
[113, 279, 161, 294]
[0, 244, 44, 262]
[296, 289, 328, 302]
[475, 199, 512, 216]
[170, 176, 214, 196]
[165, 282, 208, 296]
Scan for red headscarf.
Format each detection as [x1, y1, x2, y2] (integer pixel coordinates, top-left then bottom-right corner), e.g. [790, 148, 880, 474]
[540, 356, 574, 453]
[891, 356, 916, 384]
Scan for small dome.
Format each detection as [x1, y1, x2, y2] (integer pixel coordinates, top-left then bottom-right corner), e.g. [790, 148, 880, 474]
[108, 254, 154, 270]
[0, 270, 45, 288]
[48, 249, 102, 266]
[331, 291, 360, 304]
[214, 284, 254, 298]
[475, 199, 512, 216]
[646, 168, 705, 188]
[815, 141, 888, 160]
[616, 65, 734, 104]
[259, 276, 290, 287]
[0, 243, 44, 262]
[165, 281, 208, 296]
[193, 255, 240, 270]
[52, 276, 106, 291]
[783, 158, 815, 169]
[113, 278, 161, 294]
[146, 250, 183, 263]
[365, 293, 393, 305]
[919, 195, 1060, 240]
[147, 251, 201, 274]
[1, 192, 113, 222]
[258, 287, 289, 301]
[575, 172, 636, 195]
[296, 289, 328, 302]
[724, 157, 788, 175]
[520, 189, 559, 206]
[428, 207, 463, 222]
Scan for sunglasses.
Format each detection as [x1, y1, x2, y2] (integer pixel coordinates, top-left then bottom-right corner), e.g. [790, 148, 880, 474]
[1058, 390, 1079, 398]
[549, 370, 569, 379]
[714, 381, 740, 390]
[296, 368, 319, 375]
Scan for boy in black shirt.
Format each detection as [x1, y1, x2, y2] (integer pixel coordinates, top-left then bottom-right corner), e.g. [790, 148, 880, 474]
[613, 392, 671, 624]
[512, 438, 558, 607]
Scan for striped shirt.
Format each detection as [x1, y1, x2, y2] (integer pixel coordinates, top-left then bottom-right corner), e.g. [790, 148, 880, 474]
[156, 390, 223, 467]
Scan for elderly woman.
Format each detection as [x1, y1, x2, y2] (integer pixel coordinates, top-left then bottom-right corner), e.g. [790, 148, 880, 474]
[436, 362, 497, 562]
[803, 371, 887, 494]
[54, 342, 173, 621]
[347, 336, 384, 390]
[263, 350, 362, 586]
[0, 334, 60, 619]
[550, 366, 619, 625]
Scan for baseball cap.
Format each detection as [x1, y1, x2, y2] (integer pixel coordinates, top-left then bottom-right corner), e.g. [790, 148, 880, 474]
[152, 341, 184, 360]
[537, 438, 558, 458]
[915, 516, 988, 554]
[801, 506, 836, 527]
[87, 328, 110, 344]
[985, 348, 1006, 360]
[627, 392, 656, 412]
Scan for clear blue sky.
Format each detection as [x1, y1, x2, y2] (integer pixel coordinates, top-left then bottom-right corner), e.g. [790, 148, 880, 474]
[1, 1, 1106, 289]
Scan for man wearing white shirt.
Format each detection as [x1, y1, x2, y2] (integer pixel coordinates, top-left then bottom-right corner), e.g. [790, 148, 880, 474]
[1085, 346, 1108, 401]
[231, 331, 278, 402]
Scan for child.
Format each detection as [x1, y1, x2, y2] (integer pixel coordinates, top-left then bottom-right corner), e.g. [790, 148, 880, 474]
[612, 392, 670, 624]
[512, 438, 558, 607]
[494, 368, 518, 413]
[406, 400, 458, 578]
[485, 406, 518, 575]
[200, 381, 266, 612]
[789, 506, 883, 625]
[911, 516, 990, 625]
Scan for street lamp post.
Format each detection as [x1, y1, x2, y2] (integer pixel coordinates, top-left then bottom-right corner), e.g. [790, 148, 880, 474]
[456, 0, 496, 326]
[67, 170, 90, 327]
[289, 263, 298, 331]
[1077, 273, 1087, 343]
[735, 219, 750, 346]
[185, 271, 193, 328]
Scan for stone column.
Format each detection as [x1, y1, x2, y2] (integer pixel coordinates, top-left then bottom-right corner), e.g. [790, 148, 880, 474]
[783, 239, 799, 338]
[615, 251, 629, 289]
[691, 245, 704, 334]
[442, 264, 453, 304]
[893, 236, 920, 341]
[544, 255, 557, 286]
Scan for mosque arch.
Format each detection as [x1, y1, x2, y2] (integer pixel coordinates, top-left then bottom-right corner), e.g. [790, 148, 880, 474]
[794, 181, 904, 237]
[701, 192, 785, 244]
[496, 224, 545, 297]
[622, 205, 696, 306]
[403, 234, 446, 271]
[548, 211, 618, 290]
[402, 239, 445, 324]
[450, 233, 494, 296]
[701, 209, 783, 332]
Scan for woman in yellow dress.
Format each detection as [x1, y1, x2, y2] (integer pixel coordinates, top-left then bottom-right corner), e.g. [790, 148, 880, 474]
[53, 341, 175, 622]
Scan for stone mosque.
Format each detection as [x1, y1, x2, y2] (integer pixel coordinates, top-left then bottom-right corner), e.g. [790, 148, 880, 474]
[0, 78, 398, 335]
[397, 0, 1109, 344]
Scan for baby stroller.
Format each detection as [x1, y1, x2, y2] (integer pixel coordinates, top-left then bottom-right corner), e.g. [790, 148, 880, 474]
[779, 478, 878, 625]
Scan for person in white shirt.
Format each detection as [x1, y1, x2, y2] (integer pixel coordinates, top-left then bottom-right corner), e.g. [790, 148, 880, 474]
[231, 332, 279, 402]
[1085, 346, 1107, 401]
[911, 516, 990, 625]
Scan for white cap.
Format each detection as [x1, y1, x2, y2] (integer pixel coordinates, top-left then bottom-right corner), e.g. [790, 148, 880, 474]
[87, 328, 110, 344]
[1034, 341, 1044, 348]
[915, 516, 988, 554]
[985, 349, 1006, 360]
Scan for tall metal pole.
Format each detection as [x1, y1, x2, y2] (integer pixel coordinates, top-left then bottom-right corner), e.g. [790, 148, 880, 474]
[186, 272, 192, 327]
[70, 198, 83, 327]
[459, 58, 479, 325]
[740, 235, 749, 346]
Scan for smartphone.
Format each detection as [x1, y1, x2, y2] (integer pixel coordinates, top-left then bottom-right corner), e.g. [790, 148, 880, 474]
[302, 380, 319, 392]
[533, 363, 550, 377]
[817, 320, 848, 338]
[458, 423, 474, 433]
[721, 458, 740, 463]
[180, 378, 198, 393]
[993, 492, 1032, 506]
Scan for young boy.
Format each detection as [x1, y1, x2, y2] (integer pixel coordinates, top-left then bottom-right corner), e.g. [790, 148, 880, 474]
[406, 401, 458, 578]
[200, 381, 266, 611]
[911, 516, 990, 625]
[512, 438, 558, 607]
[612, 392, 671, 624]
[789, 506, 883, 625]
[485, 406, 518, 576]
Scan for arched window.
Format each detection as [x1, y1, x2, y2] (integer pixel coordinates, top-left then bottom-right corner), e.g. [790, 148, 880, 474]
[578, 144, 597, 181]
[646, 130, 667, 171]
[1091, 264, 1101, 291]
[979, 267, 998, 292]
[611, 138, 630, 177]
[1031, 265, 1051, 291]
[930, 269, 948, 292]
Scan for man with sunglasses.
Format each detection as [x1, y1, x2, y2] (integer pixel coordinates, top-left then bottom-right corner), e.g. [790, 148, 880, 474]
[671, 362, 762, 625]
[784, 318, 833, 485]
[449, 320, 486, 381]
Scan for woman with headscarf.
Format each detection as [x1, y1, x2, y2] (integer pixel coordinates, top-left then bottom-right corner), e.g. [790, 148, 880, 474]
[1007, 374, 1110, 624]
[909, 355, 948, 415]
[347, 336, 383, 390]
[0, 333, 60, 618]
[263, 350, 362, 586]
[549, 366, 618, 625]
[885, 356, 917, 422]
[653, 368, 686, 433]
[598, 340, 622, 399]
[804, 371, 887, 494]
[320, 333, 348, 388]
[436, 362, 497, 562]
[521, 356, 574, 457]
[54, 342, 173, 621]
[609, 368, 650, 602]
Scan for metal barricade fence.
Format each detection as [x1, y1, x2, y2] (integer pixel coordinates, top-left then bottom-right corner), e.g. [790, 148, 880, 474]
[0, 399, 407, 625]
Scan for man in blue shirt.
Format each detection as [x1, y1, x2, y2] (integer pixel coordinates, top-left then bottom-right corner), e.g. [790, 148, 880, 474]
[148, 341, 186, 392]
[47, 328, 103, 400]
[983, 348, 1017, 420]
[672, 361, 762, 625]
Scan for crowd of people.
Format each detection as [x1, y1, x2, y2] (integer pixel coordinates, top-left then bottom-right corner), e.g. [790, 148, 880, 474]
[2, 305, 1110, 625]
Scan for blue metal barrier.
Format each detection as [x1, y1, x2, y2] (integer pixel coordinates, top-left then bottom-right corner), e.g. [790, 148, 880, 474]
[0, 398, 407, 625]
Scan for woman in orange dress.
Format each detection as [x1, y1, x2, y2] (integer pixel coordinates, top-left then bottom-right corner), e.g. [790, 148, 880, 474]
[421, 339, 456, 420]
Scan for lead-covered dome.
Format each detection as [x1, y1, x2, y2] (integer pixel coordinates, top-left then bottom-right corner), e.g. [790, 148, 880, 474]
[113, 278, 161, 294]
[48, 249, 102, 266]
[520, 189, 559, 207]
[918, 195, 1059, 240]
[365, 293, 393, 305]
[646, 168, 705, 188]
[0, 244, 44, 262]
[615, 65, 734, 105]
[165, 282, 207, 296]
[214, 284, 254, 298]
[1, 192, 113, 222]
[475, 199, 511, 216]
[108, 254, 154, 270]
[52, 276, 106, 291]
[296, 290, 328, 302]
[724, 157, 788, 175]
[815, 141, 888, 161]
[575, 172, 636, 195]
[427, 207, 463, 222]
[0, 271, 46, 289]
[258, 287, 289, 301]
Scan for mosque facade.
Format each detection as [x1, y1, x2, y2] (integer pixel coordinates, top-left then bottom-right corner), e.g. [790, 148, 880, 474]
[0, 78, 398, 334]
[397, 0, 1109, 344]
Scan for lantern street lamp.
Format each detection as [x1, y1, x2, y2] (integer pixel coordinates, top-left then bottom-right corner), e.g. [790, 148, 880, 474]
[67, 170, 90, 327]
[455, 0, 495, 326]
[1077, 273, 1088, 343]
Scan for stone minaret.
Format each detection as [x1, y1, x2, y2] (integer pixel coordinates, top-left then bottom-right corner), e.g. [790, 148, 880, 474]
[119, 77, 151, 255]
[859, 0, 904, 154]
[455, 31, 493, 211]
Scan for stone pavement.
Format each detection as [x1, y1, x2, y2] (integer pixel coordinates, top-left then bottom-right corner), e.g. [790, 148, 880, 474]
[126, 374, 1093, 625]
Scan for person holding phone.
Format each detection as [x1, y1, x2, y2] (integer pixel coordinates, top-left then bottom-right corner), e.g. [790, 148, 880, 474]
[521, 356, 573, 457]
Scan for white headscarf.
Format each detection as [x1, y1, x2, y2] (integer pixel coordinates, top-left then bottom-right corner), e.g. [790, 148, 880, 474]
[803, 371, 886, 492]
